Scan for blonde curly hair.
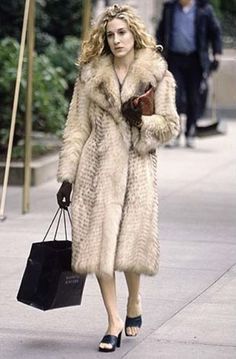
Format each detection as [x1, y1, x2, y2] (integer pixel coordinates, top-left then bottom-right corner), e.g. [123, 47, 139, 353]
[78, 4, 158, 65]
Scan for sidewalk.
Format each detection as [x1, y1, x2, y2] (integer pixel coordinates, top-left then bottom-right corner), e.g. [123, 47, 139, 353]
[0, 119, 236, 359]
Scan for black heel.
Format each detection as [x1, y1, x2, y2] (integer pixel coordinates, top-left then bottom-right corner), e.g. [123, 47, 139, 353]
[116, 331, 122, 348]
[125, 315, 142, 337]
[99, 331, 122, 352]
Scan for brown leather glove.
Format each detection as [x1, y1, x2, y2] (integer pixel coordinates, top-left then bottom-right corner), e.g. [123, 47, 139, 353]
[57, 181, 72, 209]
[121, 98, 142, 128]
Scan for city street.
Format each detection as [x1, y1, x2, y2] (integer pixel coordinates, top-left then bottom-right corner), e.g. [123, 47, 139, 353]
[0, 119, 236, 358]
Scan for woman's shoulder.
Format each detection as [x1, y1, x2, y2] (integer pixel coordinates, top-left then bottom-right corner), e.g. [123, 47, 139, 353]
[78, 55, 112, 83]
[135, 48, 168, 81]
[136, 47, 166, 64]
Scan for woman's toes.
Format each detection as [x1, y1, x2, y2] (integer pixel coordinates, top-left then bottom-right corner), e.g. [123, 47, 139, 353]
[99, 342, 112, 350]
[126, 326, 139, 336]
[126, 326, 132, 336]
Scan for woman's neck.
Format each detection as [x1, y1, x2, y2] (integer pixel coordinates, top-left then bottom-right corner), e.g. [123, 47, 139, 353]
[113, 49, 135, 71]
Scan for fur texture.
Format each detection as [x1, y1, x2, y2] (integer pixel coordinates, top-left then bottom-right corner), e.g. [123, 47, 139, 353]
[57, 48, 180, 277]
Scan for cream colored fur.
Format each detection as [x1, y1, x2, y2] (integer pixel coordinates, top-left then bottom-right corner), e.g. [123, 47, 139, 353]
[57, 48, 180, 277]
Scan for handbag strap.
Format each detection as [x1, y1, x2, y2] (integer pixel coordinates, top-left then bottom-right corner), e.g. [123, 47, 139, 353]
[42, 207, 72, 242]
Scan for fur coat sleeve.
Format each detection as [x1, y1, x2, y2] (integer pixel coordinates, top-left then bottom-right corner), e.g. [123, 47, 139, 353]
[134, 70, 180, 155]
[57, 77, 91, 183]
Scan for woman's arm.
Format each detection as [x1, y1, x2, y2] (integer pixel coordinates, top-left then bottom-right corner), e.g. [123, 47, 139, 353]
[57, 76, 91, 183]
[134, 70, 180, 155]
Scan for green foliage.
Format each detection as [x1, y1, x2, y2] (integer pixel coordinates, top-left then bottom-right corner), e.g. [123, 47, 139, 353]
[32, 54, 68, 133]
[0, 37, 69, 155]
[0, 1, 83, 160]
[0, 0, 27, 42]
[0, 37, 25, 147]
[0, 0, 83, 52]
[210, 0, 222, 17]
[210, 0, 236, 48]
[45, 36, 81, 98]
[38, 0, 83, 43]
[220, 0, 236, 13]
[210, 0, 236, 12]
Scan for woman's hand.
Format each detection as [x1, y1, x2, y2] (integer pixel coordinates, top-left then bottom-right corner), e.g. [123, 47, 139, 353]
[57, 181, 72, 209]
[121, 98, 142, 128]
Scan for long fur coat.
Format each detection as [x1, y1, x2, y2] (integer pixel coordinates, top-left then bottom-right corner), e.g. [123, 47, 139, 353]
[57, 48, 180, 277]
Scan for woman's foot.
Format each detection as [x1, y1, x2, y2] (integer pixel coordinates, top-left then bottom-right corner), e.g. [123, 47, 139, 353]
[125, 295, 142, 336]
[99, 319, 124, 352]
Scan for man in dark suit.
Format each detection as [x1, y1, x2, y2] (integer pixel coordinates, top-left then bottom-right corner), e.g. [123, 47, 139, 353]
[156, 0, 222, 147]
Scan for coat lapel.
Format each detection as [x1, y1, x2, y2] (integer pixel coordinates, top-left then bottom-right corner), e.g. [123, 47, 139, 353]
[80, 55, 121, 120]
[80, 48, 167, 122]
[121, 48, 167, 103]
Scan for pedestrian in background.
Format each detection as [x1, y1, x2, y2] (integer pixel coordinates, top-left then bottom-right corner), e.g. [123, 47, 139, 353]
[156, 0, 222, 148]
[56, 3, 179, 353]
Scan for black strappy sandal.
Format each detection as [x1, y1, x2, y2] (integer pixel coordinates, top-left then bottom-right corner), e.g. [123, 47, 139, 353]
[98, 331, 122, 352]
[125, 315, 142, 337]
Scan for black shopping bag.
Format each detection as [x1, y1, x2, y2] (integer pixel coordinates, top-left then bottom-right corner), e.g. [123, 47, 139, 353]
[17, 208, 86, 311]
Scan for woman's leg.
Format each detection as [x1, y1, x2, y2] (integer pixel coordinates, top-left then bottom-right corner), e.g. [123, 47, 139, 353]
[97, 273, 124, 349]
[124, 272, 142, 336]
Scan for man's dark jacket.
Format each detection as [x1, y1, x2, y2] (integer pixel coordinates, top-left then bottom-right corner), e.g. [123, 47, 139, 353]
[156, 0, 222, 73]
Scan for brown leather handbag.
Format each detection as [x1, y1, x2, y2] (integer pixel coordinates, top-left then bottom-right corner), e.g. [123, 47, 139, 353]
[133, 85, 155, 116]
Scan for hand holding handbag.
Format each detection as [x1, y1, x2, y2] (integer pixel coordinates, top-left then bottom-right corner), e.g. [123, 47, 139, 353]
[17, 208, 86, 311]
[132, 85, 155, 116]
[121, 84, 155, 128]
[121, 98, 142, 128]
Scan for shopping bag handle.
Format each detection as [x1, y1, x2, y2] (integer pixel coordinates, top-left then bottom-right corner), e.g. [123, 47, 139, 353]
[42, 207, 72, 242]
[62, 208, 72, 241]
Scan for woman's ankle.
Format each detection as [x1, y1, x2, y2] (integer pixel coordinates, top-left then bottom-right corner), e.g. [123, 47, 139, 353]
[107, 317, 124, 335]
[127, 295, 142, 317]
[127, 294, 141, 306]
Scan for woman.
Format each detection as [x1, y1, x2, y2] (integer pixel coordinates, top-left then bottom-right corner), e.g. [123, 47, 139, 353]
[57, 4, 179, 353]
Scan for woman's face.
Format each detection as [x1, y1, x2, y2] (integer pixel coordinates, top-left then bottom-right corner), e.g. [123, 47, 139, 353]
[179, 0, 192, 6]
[106, 18, 135, 59]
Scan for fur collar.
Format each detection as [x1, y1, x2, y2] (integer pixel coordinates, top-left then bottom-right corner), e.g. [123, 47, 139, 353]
[79, 48, 167, 120]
